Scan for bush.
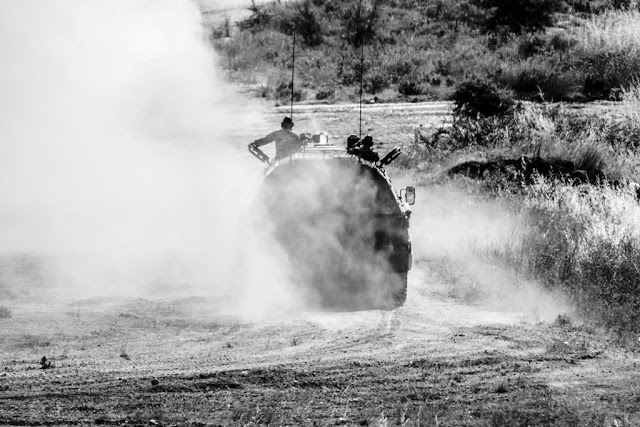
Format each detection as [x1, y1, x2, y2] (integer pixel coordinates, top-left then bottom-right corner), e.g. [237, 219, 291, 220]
[385, 58, 414, 84]
[548, 32, 577, 52]
[398, 80, 425, 96]
[0, 306, 10, 318]
[363, 67, 390, 94]
[315, 87, 334, 100]
[274, 81, 306, 103]
[473, 0, 565, 34]
[573, 10, 640, 98]
[497, 57, 582, 101]
[518, 35, 546, 58]
[452, 77, 515, 118]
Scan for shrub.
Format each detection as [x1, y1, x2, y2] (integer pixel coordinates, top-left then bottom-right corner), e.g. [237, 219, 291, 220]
[0, 306, 10, 318]
[518, 35, 546, 58]
[398, 80, 425, 96]
[40, 356, 53, 369]
[451, 77, 515, 118]
[473, 0, 565, 34]
[497, 57, 582, 101]
[573, 10, 640, 98]
[385, 58, 414, 84]
[315, 87, 334, 100]
[363, 67, 390, 94]
[274, 81, 306, 103]
[548, 32, 577, 52]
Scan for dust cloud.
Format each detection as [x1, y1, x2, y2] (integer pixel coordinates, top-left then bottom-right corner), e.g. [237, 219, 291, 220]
[0, 1, 296, 314]
[408, 184, 571, 322]
[255, 158, 407, 310]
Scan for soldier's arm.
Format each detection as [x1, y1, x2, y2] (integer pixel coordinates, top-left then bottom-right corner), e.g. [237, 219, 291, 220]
[251, 131, 278, 147]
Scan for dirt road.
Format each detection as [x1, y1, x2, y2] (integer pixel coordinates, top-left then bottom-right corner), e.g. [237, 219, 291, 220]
[1, 253, 639, 425]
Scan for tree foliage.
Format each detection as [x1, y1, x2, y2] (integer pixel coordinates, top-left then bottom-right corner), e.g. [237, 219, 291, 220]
[291, 0, 324, 47]
[341, 0, 380, 48]
[237, 0, 273, 32]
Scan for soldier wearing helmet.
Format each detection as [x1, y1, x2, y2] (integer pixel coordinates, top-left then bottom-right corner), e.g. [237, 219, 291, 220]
[249, 117, 301, 162]
[349, 135, 379, 163]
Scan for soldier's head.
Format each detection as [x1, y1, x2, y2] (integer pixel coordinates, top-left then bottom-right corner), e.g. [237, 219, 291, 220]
[362, 135, 374, 148]
[281, 116, 294, 130]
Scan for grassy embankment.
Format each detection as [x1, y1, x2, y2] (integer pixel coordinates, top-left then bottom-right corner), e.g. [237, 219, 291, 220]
[210, 4, 640, 345]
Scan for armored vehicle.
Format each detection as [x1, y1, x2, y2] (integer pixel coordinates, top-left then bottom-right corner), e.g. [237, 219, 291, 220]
[250, 133, 414, 310]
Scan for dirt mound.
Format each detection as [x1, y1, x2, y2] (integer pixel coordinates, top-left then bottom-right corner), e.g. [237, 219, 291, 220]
[446, 156, 610, 186]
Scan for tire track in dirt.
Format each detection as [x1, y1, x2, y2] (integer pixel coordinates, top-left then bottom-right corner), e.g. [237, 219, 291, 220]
[3, 261, 640, 424]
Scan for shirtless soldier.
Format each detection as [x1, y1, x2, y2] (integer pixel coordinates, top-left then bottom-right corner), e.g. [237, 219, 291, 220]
[248, 117, 301, 162]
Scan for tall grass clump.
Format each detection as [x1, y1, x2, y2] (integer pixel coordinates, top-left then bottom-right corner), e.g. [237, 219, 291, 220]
[573, 10, 640, 98]
[498, 180, 640, 344]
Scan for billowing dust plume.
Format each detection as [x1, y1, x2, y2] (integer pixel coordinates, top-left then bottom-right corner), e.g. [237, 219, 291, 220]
[408, 183, 571, 322]
[254, 158, 408, 310]
[0, 0, 294, 314]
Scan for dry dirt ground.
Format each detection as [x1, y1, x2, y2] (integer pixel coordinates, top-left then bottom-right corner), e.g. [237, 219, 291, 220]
[2, 102, 640, 426]
[1, 259, 640, 426]
[0, 260, 640, 426]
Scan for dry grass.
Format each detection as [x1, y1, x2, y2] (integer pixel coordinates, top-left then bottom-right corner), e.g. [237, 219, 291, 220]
[511, 181, 640, 341]
[575, 10, 640, 52]
[571, 10, 640, 95]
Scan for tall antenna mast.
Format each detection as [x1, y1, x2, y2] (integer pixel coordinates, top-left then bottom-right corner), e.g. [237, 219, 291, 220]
[358, 0, 365, 138]
[359, 39, 364, 138]
[290, 31, 296, 120]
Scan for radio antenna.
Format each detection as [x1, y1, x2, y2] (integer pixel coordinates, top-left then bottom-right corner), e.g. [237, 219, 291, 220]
[290, 31, 296, 120]
[358, 0, 364, 138]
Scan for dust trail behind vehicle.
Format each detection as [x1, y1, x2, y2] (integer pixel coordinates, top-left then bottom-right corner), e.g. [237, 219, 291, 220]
[0, 0, 300, 315]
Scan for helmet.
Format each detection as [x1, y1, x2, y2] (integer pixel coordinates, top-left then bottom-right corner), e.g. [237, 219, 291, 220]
[362, 135, 374, 148]
[281, 117, 294, 128]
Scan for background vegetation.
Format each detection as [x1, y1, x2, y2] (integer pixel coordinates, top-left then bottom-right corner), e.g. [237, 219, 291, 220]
[211, 0, 640, 104]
